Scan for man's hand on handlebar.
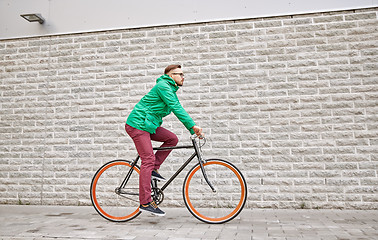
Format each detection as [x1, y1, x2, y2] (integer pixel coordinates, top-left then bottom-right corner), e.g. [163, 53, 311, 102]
[192, 125, 204, 138]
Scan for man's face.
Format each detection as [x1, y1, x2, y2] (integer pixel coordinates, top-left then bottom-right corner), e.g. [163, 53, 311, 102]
[168, 69, 185, 86]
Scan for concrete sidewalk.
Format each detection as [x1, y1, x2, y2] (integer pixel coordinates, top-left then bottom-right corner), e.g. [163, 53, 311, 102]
[0, 205, 377, 240]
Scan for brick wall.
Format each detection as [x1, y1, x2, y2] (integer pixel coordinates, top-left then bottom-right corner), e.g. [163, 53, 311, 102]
[0, 8, 377, 209]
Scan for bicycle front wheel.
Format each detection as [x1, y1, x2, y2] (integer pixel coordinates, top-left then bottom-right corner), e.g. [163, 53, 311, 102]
[183, 159, 247, 224]
[90, 160, 141, 222]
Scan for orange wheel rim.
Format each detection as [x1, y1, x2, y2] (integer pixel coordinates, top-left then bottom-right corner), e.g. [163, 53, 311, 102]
[91, 161, 140, 220]
[184, 161, 246, 222]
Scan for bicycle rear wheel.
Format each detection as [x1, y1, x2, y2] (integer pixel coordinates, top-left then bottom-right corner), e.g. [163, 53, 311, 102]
[90, 160, 141, 222]
[183, 159, 247, 224]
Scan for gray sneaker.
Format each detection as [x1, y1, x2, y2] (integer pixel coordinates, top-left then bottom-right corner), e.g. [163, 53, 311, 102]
[139, 201, 165, 216]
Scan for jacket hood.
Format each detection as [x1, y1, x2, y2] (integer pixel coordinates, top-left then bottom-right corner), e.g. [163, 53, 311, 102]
[156, 74, 176, 85]
[156, 74, 179, 91]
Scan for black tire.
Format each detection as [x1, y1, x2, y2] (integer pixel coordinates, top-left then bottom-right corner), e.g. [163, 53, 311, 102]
[183, 159, 247, 224]
[90, 160, 141, 222]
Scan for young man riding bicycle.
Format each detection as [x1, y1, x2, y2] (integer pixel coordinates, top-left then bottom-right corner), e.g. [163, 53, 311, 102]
[125, 65, 203, 216]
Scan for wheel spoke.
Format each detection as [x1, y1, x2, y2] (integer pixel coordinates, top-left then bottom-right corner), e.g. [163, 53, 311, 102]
[183, 159, 247, 224]
[90, 160, 141, 222]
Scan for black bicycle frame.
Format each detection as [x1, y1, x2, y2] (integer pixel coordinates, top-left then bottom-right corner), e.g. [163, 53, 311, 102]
[119, 137, 215, 192]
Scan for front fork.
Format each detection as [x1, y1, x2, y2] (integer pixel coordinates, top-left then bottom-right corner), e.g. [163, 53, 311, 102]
[191, 137, 217, 193]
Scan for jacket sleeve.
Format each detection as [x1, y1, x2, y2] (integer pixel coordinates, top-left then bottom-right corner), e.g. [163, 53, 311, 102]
[156, 82, 196, 134]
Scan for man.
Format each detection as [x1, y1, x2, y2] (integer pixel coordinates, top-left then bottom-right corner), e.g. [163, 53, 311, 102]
[125, 65, 203, 216]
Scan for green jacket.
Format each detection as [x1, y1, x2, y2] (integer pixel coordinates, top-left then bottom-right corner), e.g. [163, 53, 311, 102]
[126, 74, 196, 135]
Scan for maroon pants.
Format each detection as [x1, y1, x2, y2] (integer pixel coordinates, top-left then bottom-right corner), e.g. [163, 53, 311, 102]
[125, 124, 178, 204]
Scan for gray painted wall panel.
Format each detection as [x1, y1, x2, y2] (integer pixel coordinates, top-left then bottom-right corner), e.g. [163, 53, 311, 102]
[1, 0, 377, 39]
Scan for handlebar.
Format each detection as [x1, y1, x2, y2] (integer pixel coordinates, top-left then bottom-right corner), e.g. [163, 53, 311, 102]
[190, 134, 206, 151]
[190, 134, 205, 140]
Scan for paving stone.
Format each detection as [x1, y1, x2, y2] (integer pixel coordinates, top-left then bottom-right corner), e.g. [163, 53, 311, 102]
[1, 205, 378, 239]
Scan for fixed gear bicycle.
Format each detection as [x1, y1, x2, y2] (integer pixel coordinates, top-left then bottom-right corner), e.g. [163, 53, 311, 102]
[90, 135, 247, 224]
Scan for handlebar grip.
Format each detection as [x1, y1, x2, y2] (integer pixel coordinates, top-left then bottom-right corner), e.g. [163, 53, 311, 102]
[191, 134, 205, 140]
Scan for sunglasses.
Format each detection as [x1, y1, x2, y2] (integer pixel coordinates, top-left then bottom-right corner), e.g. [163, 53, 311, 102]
[172, 73, 184, 77]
